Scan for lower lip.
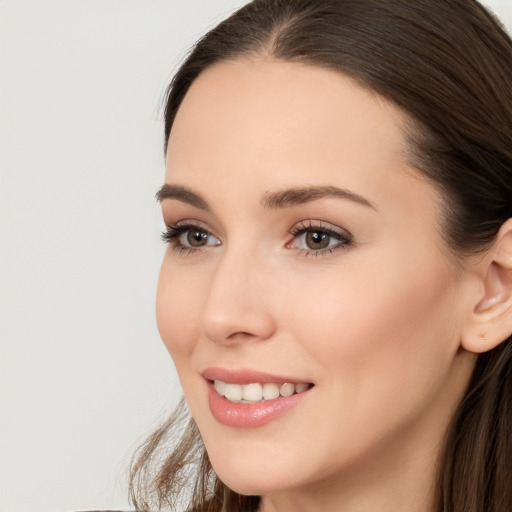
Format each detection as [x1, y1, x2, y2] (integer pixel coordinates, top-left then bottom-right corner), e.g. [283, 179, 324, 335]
[207, 382, 311, 428]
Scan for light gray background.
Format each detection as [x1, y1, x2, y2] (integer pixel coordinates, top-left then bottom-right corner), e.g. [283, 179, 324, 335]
[0, 1, 510, 511]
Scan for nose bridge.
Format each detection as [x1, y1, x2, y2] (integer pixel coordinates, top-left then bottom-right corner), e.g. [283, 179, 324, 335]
[200, 241, 275, 344]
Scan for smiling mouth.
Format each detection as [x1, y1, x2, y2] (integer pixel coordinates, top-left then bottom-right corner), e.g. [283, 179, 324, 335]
[213, 380, 313, 404]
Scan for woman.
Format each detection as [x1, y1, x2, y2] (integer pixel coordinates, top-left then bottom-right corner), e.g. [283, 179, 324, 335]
[130, 1, 512, 511]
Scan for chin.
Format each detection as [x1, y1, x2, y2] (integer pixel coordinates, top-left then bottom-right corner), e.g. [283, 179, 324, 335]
[204, 438, 309, 497]
[213, 465, 293, 497]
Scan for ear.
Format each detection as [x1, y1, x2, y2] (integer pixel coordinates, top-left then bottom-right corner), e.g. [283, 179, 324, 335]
[461, 218, 512, 354]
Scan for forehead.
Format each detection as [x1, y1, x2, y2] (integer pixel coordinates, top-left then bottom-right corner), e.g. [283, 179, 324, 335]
[165, 59, 409, 184]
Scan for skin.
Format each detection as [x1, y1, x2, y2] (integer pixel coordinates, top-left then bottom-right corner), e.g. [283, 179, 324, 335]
[156, 59, 481, 512]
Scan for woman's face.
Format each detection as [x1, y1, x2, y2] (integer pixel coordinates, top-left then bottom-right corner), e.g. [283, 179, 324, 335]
[157, 59, 476, 500]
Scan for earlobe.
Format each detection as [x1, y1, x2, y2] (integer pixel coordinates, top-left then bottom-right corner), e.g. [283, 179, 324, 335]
[461, 219, 512, 354]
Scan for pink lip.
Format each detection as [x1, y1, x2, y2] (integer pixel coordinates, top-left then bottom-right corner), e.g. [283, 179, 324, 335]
[202, 367, 314, 429]
[202, 367, 312, 385]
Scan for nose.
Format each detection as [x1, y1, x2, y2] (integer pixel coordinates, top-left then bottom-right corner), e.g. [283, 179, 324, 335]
[200, 246, 276, 346]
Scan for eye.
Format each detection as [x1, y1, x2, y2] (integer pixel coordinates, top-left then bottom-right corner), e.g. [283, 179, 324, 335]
[299, 230, 335, 250]
[288, 221, 353, 255]
[162, 223, 221, 252]
[182, 229, 211, 247]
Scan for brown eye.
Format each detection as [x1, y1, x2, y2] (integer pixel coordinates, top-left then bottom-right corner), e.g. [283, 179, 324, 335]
[305, 231, 330, 250]
[162, 223, 221, 251]
[187, 229, 209, 247]
[289, 222, 353, 255]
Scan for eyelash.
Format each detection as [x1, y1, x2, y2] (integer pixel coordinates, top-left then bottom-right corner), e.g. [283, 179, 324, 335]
[161, 220, 353, 257]
[161, 222, 219, 255]
[288, 220, 353, 256]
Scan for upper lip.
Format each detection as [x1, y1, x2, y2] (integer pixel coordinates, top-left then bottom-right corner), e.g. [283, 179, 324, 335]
[202, 367, 313, 385]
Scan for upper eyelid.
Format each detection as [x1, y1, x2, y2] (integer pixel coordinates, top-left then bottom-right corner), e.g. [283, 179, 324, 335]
[165, 222, 220, 239]
[290, 220, 351, 236]
[164, 219, 217, 234]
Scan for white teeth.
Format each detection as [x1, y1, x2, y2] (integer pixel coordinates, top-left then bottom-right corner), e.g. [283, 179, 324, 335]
[213, 380, 311, 403]
[262, 383, 280, 400]
[223, 383, 243, 402]
[242, 383, 263, 401]
[279, 383, 295, 397]
[214, 380, 227, 396]
[295, 383, 309, 393]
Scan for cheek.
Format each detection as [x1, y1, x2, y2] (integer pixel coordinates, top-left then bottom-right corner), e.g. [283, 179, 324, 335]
[271, 254, 464, 473]
[286, 252, 460, 405]
[156, 258, 203, 362]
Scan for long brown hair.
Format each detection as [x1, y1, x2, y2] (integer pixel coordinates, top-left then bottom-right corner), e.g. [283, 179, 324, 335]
[130, 1, 512, 510]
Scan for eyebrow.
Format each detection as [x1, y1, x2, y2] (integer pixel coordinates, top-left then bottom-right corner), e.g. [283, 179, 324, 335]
[156, 184, 211, 211]
[262, 185, 376, 210]
[156, 183, 376, 212]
